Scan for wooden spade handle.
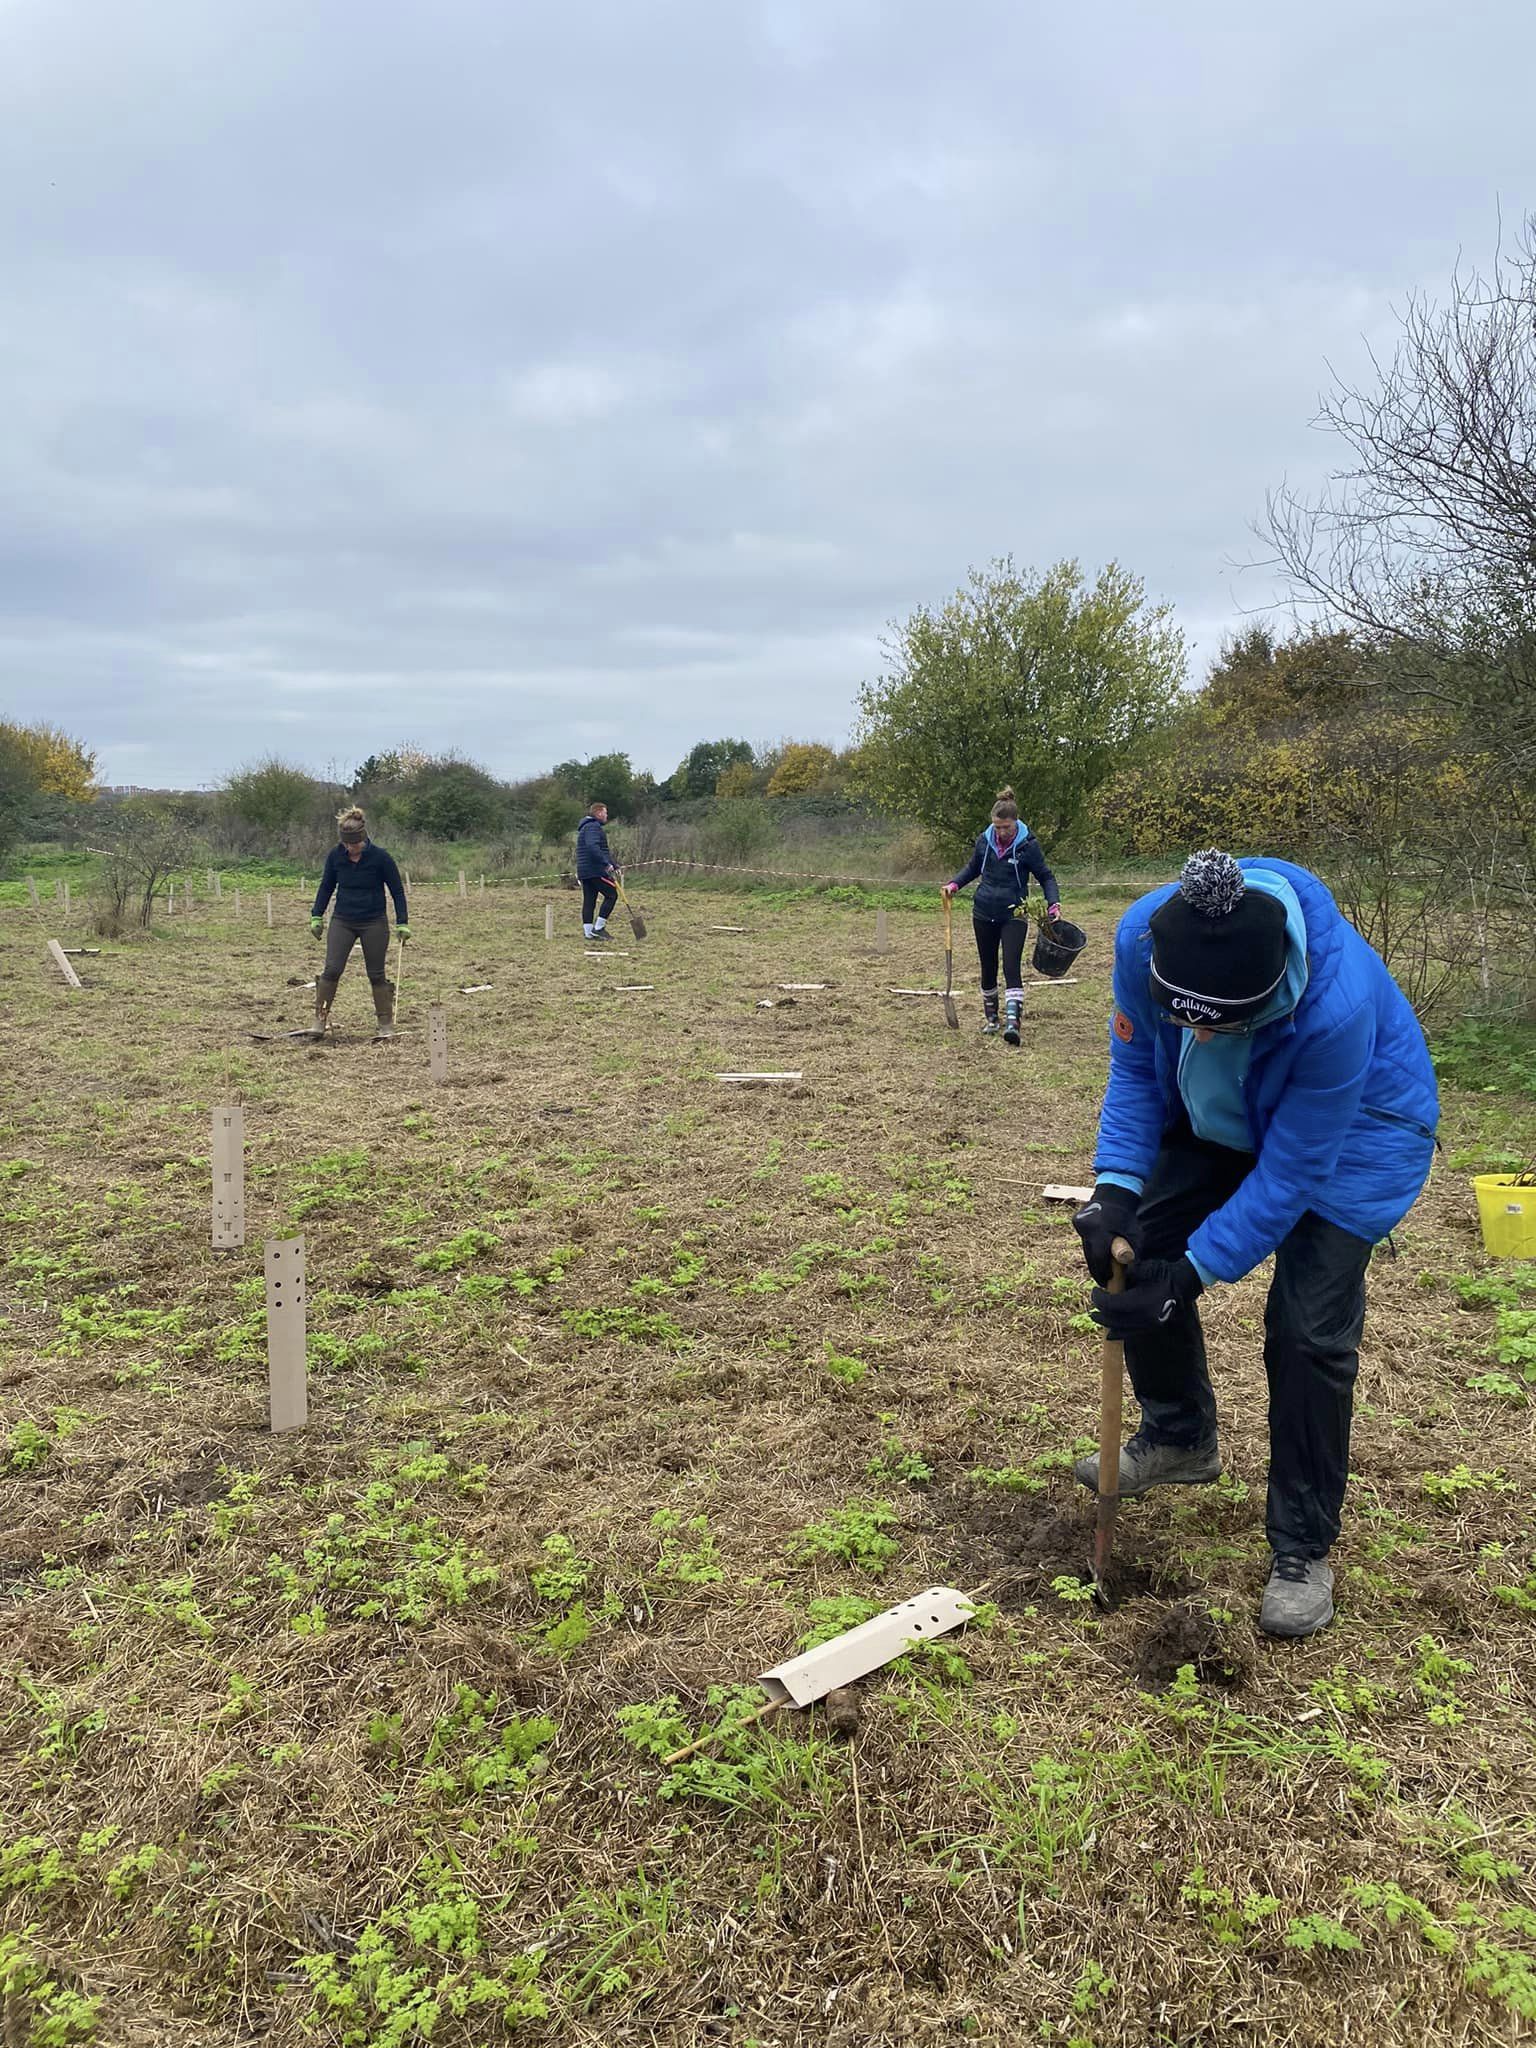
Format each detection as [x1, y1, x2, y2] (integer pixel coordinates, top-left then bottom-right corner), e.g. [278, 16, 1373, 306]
[1093, 1239, 1135, 1580]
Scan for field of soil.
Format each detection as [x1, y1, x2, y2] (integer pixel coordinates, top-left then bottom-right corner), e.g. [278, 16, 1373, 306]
[3, 877, 1535, 2047]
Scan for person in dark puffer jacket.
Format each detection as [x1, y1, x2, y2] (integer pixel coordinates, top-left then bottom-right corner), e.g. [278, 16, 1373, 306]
[575, 802, 619, 942]
[943, 787, 1062, 1045]
[308, 806, 409, 1038]
[1071, 849, 1439, 1638]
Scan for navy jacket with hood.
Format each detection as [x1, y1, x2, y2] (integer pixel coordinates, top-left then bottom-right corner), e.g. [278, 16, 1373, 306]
[951, 823, 1060, 922]
[1094, 858, 1438, 1283]
[575, 813, 617, 882]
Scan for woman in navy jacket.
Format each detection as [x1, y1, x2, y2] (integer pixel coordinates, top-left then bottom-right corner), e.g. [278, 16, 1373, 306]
[943, 788, 1062, 1044]
[1072, 849, 1438, 1637]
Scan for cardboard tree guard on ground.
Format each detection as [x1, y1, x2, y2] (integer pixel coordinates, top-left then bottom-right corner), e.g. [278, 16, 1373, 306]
[662, 1586, 977, 1764]
[758, 1586, 976, 1706]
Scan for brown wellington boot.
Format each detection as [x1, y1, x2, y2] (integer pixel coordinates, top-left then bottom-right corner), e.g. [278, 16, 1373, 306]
[312, 975, 339, 1038]
[372, 978, 396, 1041]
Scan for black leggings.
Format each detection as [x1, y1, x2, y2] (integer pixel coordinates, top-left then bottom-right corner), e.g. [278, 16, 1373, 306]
[974, 916, 1028, 993]
[581, 879, 617, 926]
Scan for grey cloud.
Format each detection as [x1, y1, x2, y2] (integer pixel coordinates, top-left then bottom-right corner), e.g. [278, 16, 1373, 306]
[0, 0, 1532, 788]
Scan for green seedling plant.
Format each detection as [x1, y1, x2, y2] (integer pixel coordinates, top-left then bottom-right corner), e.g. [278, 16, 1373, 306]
[792, 1499, 899, 1574]
[651, 1510, 723, 1587]
[866, 1433, 932, 1486]
[821, 1343, 868, 1386]
[415, 1227, 499, 1272]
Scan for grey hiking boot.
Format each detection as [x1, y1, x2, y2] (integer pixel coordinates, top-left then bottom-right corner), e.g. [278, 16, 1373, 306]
[1260, 1554, 1335, 1638]
[372, 979, 396, 1041]
[1074, 1432, 1222, 1498]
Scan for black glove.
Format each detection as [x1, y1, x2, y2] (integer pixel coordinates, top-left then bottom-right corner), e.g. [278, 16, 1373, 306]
[1072, 1182, 1143, 1285]
[1091, 1255, 1204, 1338]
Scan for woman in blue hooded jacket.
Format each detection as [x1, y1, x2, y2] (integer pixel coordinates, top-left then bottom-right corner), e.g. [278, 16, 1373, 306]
[1070, 849, 1438, 1638]
[943, 787, 1063, 1044]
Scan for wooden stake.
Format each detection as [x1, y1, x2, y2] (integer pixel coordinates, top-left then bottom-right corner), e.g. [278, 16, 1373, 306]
[457, 870, 467, 898]
[47, 939, 83, 989]
[212, 1106, 245, 1249]
[717, 1071, 802, 1083]
[62, 880, 70, 918]
[545, 904, 555, 940]
[478, 874, 485, 896]
[874, 907, 889, 954]
[166, 881, 174, 916]
[266, 891, 274, 927]
[403, 868, 411, 893]
[264, 1236, 308, 1432]
[429, 1005, 448, 1084]
[233, 888, 242, 917]
[54, 879, 63, 903]
[26, 877, 38, 908]
[214, 872, 223, 899]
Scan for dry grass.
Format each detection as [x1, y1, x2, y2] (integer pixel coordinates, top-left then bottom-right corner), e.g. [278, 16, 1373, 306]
[3, 877, 1536, 2047]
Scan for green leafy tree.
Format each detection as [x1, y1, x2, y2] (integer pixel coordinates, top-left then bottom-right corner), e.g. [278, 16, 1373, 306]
[550, 751, 637, 819]
[394, 757, 506, 840]
[535, 786, 583, 842]
[223, 756, 322, 834]
[714, 760, 757, 798]
[0, 731, 39, 858]
[854, 557, 1185, 851]
[671, 738, 755, 800]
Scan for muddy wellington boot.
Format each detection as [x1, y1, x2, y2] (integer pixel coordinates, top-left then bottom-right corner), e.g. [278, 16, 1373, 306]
[311, 976, 339, 1038]
[372, 979, 396, 1042]
[1002, 996, 1024, 1047]
[981, 991, 1000, 1037]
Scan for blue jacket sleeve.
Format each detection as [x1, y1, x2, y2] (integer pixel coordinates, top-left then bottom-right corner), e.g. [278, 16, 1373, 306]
[311, 850, 338, 918]
[379, 851, 407, 923]
[1092, 919, 1165, 1194]
[950, 835, 985, 890]
[1023, 836, 1060, 909]
[1189, 1006, 1377, 1283]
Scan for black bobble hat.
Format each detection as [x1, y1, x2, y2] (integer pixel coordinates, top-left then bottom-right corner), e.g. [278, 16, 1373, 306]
[1148, 850, 1288, 1026]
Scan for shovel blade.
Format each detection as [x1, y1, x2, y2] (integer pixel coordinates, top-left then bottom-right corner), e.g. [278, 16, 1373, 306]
[628, 910, 648, 941]
[942, 995, 960, 1030]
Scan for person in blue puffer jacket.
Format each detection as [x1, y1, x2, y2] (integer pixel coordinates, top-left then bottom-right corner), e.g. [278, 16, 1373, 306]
[1070, 849, 1438, 1638]
[944, 787, 1062, 1045]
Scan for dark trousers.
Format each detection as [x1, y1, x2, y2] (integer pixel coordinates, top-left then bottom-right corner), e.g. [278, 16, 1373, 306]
[582, 879, 617, 926]
[973, 916, 1028, 992]
[322, 914, 391, 985]
[1127, 1125, 1371, 1558]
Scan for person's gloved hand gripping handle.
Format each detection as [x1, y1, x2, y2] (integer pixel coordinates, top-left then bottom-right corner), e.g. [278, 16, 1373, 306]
[1072, 1183, 1143, 1285]
[1091, 1256, 1204, 1336]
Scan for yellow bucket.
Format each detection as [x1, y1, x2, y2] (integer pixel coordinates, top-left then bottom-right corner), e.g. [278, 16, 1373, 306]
[1474, 1175, 1536, 1259]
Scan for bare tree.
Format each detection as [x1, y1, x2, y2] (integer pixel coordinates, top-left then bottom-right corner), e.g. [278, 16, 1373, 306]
[90, 801, 198, 935]
[1265, 215, 1536, 739]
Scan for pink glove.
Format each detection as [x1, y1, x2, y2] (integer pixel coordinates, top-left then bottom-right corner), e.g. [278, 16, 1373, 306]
[942, 881, 959, 898]
[1047, 902, 1062, 921]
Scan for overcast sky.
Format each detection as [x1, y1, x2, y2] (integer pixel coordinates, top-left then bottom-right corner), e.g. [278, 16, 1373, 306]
[1, 0, 1532, 789]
